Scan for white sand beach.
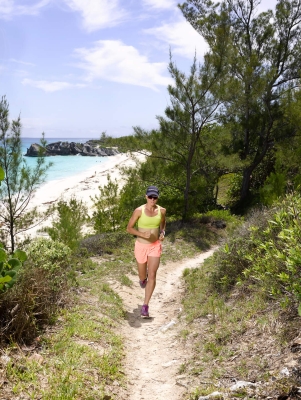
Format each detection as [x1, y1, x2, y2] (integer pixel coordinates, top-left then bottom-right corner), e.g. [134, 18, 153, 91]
[26, 152, 146, 238]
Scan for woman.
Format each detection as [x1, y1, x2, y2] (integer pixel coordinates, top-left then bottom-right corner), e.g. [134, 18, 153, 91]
[126, 185, 166, 317]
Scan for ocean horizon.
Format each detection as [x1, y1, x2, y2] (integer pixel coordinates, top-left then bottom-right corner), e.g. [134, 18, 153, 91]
[21, 137, 109, 184]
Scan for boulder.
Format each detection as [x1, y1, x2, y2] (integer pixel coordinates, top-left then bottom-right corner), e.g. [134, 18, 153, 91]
[25, 143, 45, 157]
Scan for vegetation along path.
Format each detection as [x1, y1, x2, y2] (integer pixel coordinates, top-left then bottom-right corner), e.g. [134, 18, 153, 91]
[112, 248, 216, 400]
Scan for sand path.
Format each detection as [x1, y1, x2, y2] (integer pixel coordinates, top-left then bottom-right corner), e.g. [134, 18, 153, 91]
[113, 248, 216, 400]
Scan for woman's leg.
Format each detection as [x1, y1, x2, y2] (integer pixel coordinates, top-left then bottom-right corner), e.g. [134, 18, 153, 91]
[144, 256, 160, 305]
[137, 261, 147, 282]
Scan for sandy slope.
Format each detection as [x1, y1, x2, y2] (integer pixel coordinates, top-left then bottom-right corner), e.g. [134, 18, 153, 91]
[25, 152, 145, 239]
[31, 152, 145, 213]
[112, 248, 216, 400]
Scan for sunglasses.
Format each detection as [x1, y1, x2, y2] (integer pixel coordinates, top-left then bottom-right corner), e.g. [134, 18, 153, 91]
[147, 195, 158, 200]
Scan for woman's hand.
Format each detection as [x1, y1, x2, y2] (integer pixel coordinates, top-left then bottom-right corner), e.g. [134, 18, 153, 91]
[159, 231, 165, 241]
[143, 231, 152, 239]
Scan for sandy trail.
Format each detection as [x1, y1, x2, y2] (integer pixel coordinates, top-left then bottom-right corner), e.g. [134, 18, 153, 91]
[114, 248, 216, 400]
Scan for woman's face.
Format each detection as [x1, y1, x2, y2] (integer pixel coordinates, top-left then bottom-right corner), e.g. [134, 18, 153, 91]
[146, 194, 158, 203]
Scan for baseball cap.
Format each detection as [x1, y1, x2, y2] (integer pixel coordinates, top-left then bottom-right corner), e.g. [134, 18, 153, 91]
[146, 186, 159, 197]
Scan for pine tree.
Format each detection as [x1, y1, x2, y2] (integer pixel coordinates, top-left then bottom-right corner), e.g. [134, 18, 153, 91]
[0, 96, 51, 252]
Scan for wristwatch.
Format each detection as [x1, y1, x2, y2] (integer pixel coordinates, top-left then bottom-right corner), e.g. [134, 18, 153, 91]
[160, 230, 165, 235]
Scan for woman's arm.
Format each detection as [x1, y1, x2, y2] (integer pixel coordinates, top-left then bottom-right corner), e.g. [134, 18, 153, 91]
[159, 208, 166, 240]
[126, 208, 151, 239]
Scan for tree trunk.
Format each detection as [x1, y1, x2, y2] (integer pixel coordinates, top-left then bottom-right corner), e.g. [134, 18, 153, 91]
[183, 168, 191, 221]
[240, 167, 252, 204]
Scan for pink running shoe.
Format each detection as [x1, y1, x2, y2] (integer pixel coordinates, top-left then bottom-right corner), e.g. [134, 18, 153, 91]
[141, 304, 149, 317]
[139, 278, 147, 288]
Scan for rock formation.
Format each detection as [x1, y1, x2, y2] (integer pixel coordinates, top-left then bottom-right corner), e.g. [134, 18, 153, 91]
[24, 140, 119, 157]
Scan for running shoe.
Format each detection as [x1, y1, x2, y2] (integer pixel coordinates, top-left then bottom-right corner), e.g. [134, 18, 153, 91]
[139, 278, 147, 288]
[141, 304, 149, 317]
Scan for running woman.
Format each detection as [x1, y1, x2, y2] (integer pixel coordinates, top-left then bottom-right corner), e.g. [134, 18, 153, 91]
[126, 186, 166, 318]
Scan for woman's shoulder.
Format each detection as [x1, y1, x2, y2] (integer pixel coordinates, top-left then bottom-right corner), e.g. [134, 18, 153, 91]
[157, 205, 166, 213]
[134, 205, 144, 213]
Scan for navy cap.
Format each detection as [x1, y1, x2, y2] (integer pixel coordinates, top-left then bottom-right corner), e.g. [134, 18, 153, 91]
[146, 186, 159, 197]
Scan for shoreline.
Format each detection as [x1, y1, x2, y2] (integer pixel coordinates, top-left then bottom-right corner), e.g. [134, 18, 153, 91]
[27, 152, 146, 238]
[32, 152, 145, 211]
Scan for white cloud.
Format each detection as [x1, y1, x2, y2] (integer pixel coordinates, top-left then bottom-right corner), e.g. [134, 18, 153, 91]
[0, 0, 50, 18]
[142, 0, 178, 10]
[22, 78, 86, 92]
[10, 58, 35, 66]
[63, 0, 128, 31]
[74, 40, 172, 90]
[145, 20, 208, 60]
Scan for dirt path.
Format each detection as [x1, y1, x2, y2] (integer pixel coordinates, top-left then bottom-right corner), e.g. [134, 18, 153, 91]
[114, 248, 216, 400]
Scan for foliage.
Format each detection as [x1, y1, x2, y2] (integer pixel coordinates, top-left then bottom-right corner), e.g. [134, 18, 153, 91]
[25, 237, 72, 274]
[226, 173, 243, 208]
[260, 171, 287, 206]
[91, 174, 122, 233]
[0, 238, 73, 343]
[43, 197, 88, 250]
[91, 169, 149, 233]
[200, 208, 242, 226]
[180, 0, 301, 209]
[0, 151, 28, 293]
[0, 96, 52, 252]
[269, 90, 301, 193]
[117, 166, 146, 222]
[239, 195, 301, 306]
[130, 55, 228, 220]
[208, 221, 260, 293]
[207, 193, 301, 313]
[0, 243, 27, 292]
[80, 231, 134, 256]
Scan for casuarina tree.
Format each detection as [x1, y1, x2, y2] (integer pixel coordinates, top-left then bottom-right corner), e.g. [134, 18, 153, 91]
[180, 0, 301, 209]
[0, 96, 51, 252]
[133, 55, 224, 220]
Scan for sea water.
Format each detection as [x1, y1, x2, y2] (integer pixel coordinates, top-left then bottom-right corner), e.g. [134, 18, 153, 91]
[21, 137, 109, 183]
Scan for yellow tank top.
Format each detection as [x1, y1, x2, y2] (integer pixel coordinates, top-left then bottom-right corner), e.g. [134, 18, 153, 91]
[137, 205, 161, 229]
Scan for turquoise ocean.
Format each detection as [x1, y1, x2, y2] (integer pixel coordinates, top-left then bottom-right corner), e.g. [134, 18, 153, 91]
[21, 137, 109, 184]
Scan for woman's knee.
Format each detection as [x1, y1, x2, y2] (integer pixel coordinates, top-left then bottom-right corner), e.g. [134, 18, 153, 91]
[148, 271, 157, 281]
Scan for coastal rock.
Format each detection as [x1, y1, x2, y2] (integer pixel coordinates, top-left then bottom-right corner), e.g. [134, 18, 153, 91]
[25, 143, 44, 157]
[24, 141, 119, 157]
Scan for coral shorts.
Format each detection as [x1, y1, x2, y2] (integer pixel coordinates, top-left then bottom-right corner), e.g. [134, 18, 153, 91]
[134, 240, 162, 264]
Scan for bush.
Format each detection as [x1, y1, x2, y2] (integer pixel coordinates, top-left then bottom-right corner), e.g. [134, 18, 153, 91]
[0, 244, 27, 292]
[80, 232, 133, 256]
[226, 173, 243, 207]
[240, 194, 301, 306]
[0, 238, 74, 344]
[209, 194, 301, 311]
[43, 197, 88, 250]
[91, 174, 122, 233]
[208, 207, 272, 292]
[260, 171, 286, 206]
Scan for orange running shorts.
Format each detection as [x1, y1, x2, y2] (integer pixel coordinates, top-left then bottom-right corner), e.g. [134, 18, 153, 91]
[134, 240, 162, 264]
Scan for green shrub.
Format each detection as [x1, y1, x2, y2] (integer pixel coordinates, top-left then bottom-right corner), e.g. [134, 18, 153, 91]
[209, 194, 301, 311]
[0, 244, 27, 292]
[43, 197, 88, 250]
[80, 232, 133, 256]
[240, 194, 301, 306]
[208, 207, 272, 292]
[226, 173, 243, 207]
[260, 171, 286, 206]
[0, 238, 74, 344]
[91, 174, 122, 233]
[26, 237, 72, 271]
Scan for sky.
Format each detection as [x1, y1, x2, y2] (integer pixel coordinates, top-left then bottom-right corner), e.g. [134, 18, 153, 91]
[0, 0, 277, 139]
